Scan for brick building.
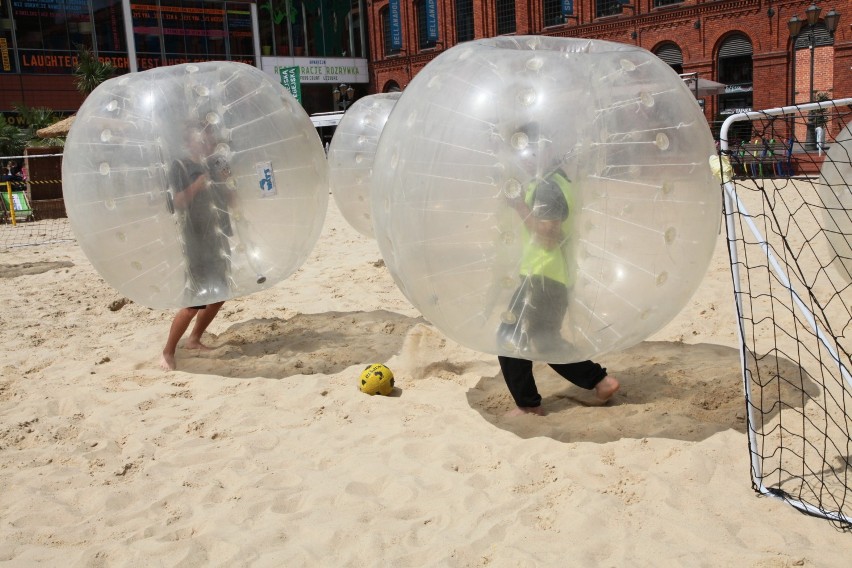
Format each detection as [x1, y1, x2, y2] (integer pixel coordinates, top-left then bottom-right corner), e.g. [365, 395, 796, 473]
[367, 0, 852, 137]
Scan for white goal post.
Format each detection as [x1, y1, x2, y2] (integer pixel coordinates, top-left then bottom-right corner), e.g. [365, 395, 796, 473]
[719, 97, 852, 529]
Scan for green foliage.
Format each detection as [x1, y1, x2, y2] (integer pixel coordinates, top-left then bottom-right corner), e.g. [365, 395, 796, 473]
[72, 44, 116, 96]
[0, 114, 28, 156]
[16, 104, 57, 132]
[13, 104, 65, 148]
[262, 0, 297, 25]
[28, 134, 65, 148]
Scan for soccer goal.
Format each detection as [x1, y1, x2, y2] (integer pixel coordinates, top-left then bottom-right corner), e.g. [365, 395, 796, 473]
[720, 98, 852, 530]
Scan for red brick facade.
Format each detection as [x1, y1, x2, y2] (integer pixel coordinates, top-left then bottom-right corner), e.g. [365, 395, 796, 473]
[368, 0, 852, 133]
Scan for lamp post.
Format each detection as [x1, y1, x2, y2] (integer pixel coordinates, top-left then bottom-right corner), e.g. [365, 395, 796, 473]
[332, 83, 355, 111]
[787, 4, 841, 149]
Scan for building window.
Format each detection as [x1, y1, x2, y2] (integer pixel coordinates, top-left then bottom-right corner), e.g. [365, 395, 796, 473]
[653, 0, 682, 7]
[456, 0, 474, 43]
[543, 0, 563, 27]
[654, 42, 683, 75]
[717, 34, 754, 142]
[381, 7, 399, 56]
[793, 23, 835, 103]
[595, 0, 622, 18]
[10, 0, 255, 75]
[417, 0, 436, 49]
[495, 0, 516, 35]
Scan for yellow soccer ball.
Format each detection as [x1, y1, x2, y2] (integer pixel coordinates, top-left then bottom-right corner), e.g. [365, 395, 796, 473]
[359, 363, 395, 396]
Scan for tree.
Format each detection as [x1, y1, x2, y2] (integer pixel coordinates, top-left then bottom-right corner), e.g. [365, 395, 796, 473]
[72, 44, 116, 97]
[15, 104, 65, 148]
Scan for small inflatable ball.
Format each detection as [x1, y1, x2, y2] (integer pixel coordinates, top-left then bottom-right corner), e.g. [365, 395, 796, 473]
[359, 363, 395, 395]
[819, 120, 852, 283]
[328, 93, 401, 238]
[63, 61, 328, 309]
[372, 36, 722, 363]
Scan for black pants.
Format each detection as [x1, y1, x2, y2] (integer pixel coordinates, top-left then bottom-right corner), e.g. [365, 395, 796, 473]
[498, 356, 607, 408]
[498, 274, 571, 355]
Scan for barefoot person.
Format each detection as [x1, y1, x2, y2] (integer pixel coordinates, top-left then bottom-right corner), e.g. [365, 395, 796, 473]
[160, 124, 233, 370]
[160, 302, 225, 370]
[497, 123, 618, 415]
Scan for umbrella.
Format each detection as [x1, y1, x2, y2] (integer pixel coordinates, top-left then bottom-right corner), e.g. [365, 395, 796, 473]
[36, 115, 75, 138]
[681, 76, 727, 98]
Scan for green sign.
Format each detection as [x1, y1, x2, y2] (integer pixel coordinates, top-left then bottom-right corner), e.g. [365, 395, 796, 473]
[279, 66, 302, 104]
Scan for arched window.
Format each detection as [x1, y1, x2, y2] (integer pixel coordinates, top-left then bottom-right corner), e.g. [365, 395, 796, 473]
[718, 34, 753, 98]
[384, 80, 402, 93]
[654, 43, 683, 75]
[456, 0, 474, 43]
[793, 22, 834, 49]
[495, 0, 515, 35]
[793, 22, 835, 103]
[717, 34, 754, 141]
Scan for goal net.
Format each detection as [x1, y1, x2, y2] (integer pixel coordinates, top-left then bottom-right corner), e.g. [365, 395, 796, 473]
[0, 151, 73, 250]
[720, 98, 852, 530]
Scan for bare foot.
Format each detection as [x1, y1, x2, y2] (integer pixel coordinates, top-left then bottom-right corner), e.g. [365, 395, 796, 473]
[594, 375, 620, 402]
[505, 405, 546, 417]
[160, 352, 177, 371]
[184, 338, 213, 351]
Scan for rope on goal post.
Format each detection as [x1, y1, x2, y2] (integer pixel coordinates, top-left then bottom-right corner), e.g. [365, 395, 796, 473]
[719, 98, 852, 530]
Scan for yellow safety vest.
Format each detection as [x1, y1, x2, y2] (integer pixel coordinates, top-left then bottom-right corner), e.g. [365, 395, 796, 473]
[518, 169, 575, 286]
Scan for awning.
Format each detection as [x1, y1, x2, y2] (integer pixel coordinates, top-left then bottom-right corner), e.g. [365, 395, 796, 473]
[310, 112, 345, 128]
[682, 77, 727, 98]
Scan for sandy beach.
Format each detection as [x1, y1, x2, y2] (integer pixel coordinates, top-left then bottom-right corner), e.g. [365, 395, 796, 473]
[1, 197, 849, 566]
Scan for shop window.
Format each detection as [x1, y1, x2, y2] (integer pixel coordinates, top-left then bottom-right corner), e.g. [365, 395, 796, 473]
[0, 1, 16, 73]
[94, 0, 128, 55]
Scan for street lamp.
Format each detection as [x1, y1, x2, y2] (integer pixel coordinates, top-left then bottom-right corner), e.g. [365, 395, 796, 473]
[333, 83, 355, 111]
[787, 4, 841, 148]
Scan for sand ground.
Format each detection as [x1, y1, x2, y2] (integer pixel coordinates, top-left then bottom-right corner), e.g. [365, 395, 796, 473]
[0, 198, 849, 566]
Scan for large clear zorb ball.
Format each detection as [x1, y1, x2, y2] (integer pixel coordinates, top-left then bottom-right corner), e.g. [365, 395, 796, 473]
[371, 36, 722, 363]
[63, 62, 328, 309]
[819, 120, 852, 283]
[328, 93, 401, 238]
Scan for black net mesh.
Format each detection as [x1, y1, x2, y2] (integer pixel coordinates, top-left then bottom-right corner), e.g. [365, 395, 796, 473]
[722, 100, 852, 530]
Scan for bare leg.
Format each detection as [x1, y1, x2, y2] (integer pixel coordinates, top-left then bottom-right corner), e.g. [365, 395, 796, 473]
[594, 375, 620, 402]
[185, 301, 225, 350]
[160, 307, 200, 370]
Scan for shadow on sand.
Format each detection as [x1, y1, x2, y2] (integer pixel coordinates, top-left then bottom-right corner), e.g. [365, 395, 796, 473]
[178, 310, 426, 379]
[466, 341, 818, 444]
